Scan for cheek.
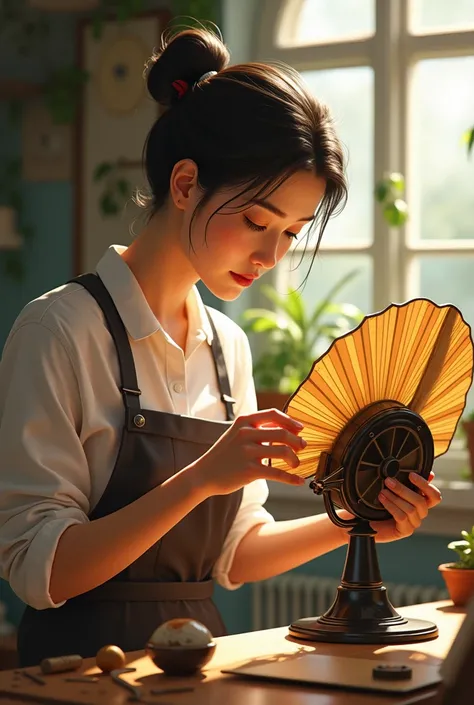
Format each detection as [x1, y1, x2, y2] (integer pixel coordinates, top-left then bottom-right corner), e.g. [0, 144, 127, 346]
[204, 214, 248, 252]
[277, 237, 294, 262]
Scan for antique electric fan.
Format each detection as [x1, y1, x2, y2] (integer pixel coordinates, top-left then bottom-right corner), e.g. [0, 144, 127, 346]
[272, 299, 473, 644]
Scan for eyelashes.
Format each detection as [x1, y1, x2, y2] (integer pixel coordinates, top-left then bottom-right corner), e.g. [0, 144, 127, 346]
[243, 215, 298, 240]
[244, 215, 266, 232]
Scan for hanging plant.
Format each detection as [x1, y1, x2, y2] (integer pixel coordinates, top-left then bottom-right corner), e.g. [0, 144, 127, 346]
[91, 0, 146, 39]
[43, 66, 90, 124]
[171, 0, 219, 25]
[94, 161, 133, 217]
[374, 172, 409, 227]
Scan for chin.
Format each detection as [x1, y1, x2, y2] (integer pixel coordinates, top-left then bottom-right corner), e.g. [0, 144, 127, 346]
[202, 281, 243, 302]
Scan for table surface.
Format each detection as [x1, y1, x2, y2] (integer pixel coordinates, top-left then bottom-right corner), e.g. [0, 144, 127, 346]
[0, 600, 465, 705]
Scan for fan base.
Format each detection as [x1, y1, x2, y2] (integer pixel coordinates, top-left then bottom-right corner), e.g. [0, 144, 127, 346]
[289, 615, 438, 644]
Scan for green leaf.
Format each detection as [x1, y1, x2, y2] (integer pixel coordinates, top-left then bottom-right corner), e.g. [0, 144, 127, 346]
[464, 127, 474, 157]
[388, 172, 405, 193]
[116, 178, 130, 197]
[100, 192, 119, 216]
[308, 269, 360, 330]
[383, 199, 409, 227]
[284, 289, 307, 329]
[94, 162, 114, 182]
[241, 308, 302, 341]
[374, 180, 389, 203]
[260, 284, 296, 318]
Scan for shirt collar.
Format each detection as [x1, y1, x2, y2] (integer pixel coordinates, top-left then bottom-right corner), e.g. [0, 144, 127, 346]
[95, 245, 213, 344]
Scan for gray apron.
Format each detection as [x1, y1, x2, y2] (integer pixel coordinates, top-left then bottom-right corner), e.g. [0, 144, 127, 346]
[17, 273, 243, 666]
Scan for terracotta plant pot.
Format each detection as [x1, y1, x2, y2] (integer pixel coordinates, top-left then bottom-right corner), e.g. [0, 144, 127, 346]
[462, 420, 474, 481]
[438, 563, 474, 606]
[256, 391, 289, 411]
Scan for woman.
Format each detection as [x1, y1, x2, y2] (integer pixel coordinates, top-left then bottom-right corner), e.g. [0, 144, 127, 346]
[0, 27, 441, 666]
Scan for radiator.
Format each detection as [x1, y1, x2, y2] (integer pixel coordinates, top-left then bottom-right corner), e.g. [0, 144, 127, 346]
[251, 575, 449, 631]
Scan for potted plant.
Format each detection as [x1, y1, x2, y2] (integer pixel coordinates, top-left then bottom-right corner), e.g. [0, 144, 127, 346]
[439, 526, 474, 606]
[241, 270, 364, 410]
[462, 409, 474, 480]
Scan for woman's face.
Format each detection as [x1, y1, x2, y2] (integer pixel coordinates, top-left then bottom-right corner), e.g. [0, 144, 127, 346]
[176, 169, 326, 301]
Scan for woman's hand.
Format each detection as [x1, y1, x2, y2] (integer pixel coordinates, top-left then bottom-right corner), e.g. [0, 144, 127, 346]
[188, 409, 307, 496]
[370, 471, 442, 542]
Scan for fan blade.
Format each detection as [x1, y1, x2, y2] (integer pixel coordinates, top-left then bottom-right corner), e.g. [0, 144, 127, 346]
[408, 307, 457, 414]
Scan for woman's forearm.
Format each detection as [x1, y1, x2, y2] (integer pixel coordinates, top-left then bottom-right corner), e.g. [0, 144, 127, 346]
[49, 465, 207, 604]
[228, 514, 348, 584]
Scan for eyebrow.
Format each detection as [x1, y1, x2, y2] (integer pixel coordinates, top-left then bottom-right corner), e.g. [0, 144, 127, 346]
[250, 198, 315, 222]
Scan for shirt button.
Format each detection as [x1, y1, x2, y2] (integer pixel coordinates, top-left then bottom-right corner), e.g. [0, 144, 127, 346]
[172, 382, 184, 394]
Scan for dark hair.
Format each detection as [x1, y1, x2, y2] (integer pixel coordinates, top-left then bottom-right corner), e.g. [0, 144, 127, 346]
[138, 26, 347, 264]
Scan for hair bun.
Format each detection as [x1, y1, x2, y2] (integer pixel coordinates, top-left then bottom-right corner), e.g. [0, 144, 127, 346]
[146, 27, 230, 107]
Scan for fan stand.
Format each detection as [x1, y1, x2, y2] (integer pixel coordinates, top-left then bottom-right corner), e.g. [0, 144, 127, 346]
[288, 402, 439, 644]
[289, 518, 438, 644]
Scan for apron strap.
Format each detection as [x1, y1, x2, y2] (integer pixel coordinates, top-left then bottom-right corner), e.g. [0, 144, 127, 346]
[205, 309, 236, 422]
[70, 274, 236, 421]
[69, 273, 141, 413]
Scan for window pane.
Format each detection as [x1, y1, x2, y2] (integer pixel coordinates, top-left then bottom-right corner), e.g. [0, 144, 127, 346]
[411, 0, 474, 33]
[281, 253, 372, 353]
[417, 256, 474, 411]
[301, 67, 373, 245]
[288, 0, 374, 45]
[410, 57, 474, 240]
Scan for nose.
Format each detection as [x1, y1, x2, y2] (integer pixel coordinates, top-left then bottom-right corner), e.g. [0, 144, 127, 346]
[250, 235, 280, 271]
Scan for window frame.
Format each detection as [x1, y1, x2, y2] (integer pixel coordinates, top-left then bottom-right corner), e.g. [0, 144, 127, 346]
[251, 0, 474, 479]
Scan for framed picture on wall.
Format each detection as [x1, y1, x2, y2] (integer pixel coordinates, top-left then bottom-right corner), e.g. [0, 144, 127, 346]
[74, 9, 170, 273]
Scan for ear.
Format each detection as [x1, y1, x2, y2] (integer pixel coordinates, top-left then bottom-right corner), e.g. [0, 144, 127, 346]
[169, 159, 199, 211]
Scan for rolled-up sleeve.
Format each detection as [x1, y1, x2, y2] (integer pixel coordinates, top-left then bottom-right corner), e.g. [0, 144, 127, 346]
[0, 322, 90, 609]
[212, 329, 275, 590]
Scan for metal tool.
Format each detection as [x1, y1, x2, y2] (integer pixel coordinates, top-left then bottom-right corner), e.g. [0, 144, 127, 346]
[15, 670, 46, 686]
[110, 668, 144, 701]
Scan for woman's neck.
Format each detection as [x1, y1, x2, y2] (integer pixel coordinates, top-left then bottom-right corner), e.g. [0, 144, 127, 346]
[121, 212, 198, 344]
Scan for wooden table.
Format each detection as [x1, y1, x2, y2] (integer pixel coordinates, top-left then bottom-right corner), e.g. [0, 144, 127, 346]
[0, 601, 465, 705]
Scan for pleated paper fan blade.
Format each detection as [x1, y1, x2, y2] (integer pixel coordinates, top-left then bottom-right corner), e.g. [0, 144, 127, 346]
[273, 299, 474, 479]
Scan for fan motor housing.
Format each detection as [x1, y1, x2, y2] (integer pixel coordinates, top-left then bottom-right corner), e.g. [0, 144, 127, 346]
[326, 400, 434, 522]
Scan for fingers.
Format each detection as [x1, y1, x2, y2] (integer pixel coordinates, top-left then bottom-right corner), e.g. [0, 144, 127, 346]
[409, 472, 442, 508]
[247, 427, 307, 452]
[379, 475, 430, 532]
[378, 490, 419, 533]
[253, 443, 301, 469]
[239, 408, 304, 433]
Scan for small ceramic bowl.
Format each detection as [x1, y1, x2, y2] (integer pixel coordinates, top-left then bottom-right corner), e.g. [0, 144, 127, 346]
[145, 642, 216, 676]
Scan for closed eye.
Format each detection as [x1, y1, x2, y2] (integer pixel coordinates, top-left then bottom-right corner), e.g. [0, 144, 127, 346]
[244, 215, 298, 240]
[244, 215, 266, 232]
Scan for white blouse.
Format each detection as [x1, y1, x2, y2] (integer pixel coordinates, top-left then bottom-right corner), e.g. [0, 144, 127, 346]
[0, 245, 274, 610]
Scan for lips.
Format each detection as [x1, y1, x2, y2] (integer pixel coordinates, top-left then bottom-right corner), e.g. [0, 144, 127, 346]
[230, 272, 257, 287]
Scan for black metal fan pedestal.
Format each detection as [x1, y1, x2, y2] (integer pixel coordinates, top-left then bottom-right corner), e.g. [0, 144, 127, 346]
[289, 401, 439, 645]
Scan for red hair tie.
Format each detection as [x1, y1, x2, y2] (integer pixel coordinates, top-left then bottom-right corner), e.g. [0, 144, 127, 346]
[172, 71, 217, 101]
[171, 79, 189, 100]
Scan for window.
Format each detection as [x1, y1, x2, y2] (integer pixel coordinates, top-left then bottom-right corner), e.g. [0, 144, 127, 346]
[249, 0, 474, 477]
